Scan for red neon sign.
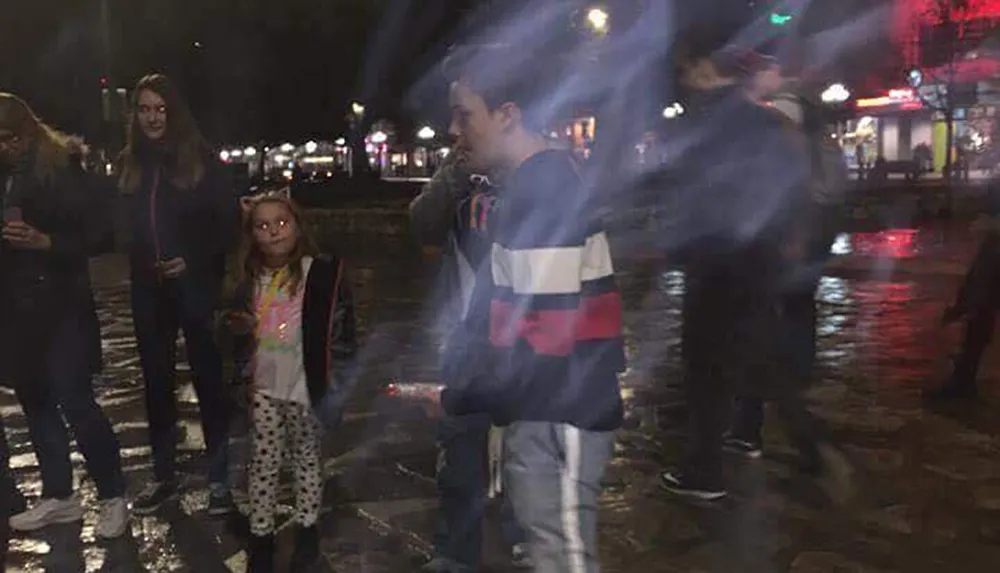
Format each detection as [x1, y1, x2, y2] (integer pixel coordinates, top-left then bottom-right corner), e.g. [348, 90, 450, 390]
[856, 88, 922, 109]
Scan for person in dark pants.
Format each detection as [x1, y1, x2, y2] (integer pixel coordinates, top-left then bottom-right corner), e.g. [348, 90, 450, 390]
[726, 87, 851, 477]
[119, 74, 238, 515]
[410, 150, 529, 572]
[658, 30, 852, 504]
[0, 93, 128, 537]
[926, 219, 1000, 401]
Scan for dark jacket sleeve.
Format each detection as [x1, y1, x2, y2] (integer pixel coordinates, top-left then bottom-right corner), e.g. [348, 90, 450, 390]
[47, 166, 115, 260]
[328, 266, 358, 362]
[409, 157, 468, 247]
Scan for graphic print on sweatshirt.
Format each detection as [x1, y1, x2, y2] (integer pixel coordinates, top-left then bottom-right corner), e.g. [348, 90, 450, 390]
[254, 257, 314, 405]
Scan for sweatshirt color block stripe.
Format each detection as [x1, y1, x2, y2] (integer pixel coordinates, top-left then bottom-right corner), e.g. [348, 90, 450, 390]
[488, 150, 624, 431]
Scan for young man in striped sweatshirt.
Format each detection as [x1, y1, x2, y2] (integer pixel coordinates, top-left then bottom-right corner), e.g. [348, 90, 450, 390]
[445, 45, 625, 572]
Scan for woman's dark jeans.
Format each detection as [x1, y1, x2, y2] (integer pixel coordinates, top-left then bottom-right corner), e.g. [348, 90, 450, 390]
[12, 312, 125, 500]
[131, 273, 230, 485]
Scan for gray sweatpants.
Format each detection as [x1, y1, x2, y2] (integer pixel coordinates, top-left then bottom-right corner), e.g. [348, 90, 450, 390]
[504, 421, 614, 573]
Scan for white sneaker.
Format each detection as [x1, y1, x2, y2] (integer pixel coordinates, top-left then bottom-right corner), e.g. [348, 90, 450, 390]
[95, 497, 130, 539]
[511, 544, 534, 569]
[10, 495, 84, 531]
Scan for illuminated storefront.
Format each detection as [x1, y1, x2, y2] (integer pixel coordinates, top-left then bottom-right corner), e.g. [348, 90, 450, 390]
[845, 89, 934, 168]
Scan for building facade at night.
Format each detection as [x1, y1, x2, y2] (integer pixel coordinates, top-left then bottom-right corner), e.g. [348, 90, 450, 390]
[847, 0, 1000, 173]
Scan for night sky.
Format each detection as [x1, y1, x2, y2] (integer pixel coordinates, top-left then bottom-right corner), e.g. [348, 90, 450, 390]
[1, 0, 898, 145]
[1, 0, 481, 143]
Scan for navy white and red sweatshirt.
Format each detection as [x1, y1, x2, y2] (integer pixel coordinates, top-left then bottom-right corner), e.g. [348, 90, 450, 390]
[487, 150, 625, 431]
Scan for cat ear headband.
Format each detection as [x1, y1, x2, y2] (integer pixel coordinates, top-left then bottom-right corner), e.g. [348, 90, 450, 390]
[239, 186, 292, 213]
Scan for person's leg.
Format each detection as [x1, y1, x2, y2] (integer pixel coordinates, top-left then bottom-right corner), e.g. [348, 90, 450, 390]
[729, 393, 765, 450]
[670, 283, 736, 496]
[248, 393, 287, 538]
[8, 379, 85, 531]
[178, 280, 230, 487]
[429, 413, 490, 571]
[951, 310, 995, 391]
[505, 421, 612, 573]
[45, 313, 125, 500]
[132, 280, 181, 484]
[289, 401, 323, 568]
[677, 355, 729, 491]
[289, 401, 323, 528]
[499, 428, 527, 551]
[13, 382, 73, 500]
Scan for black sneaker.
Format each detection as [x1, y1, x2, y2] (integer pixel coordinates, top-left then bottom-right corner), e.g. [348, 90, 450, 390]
[723, 437, 763, 460]
[207, 484, 235, 516]
[132, 481, 178, 515]
[659, 471, 727, 501]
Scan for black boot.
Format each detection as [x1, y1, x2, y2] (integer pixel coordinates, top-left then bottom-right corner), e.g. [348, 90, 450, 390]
[290, 525, 320, 570]
[248, 534, 275, 573]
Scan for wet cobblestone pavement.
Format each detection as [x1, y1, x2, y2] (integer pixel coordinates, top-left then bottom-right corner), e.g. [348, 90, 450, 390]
[4, 230, 1000, 572]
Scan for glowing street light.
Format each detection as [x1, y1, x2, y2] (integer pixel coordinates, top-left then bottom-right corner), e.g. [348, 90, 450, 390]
[334, 137, 346, 146]
[351, 101, 365, 116]
[244, 146, 257, 157]
[371, 131, 388, 144]
[821, 83, 850, 104]
[230, 149, 243, 158]
[280, 143, 295, 153]
[662, 102, 685, 119]
[219, 150, 230, 162]
[305, 141, 318, 154]
[586, 7, 609, 34]
[417, 126, 436, 140]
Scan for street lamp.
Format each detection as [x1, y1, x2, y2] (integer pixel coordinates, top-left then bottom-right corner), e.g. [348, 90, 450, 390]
[417, 126, 436, 140]
[351, 101, 365, 117]
[821, 83, 850, 104]
[662, 102, 684, 119]
[280, 143, 295, 153]
[244, 146, 257, 157]
[334, 137, 346, 146]
[219, 150, 230, 162]
[371, 131, 388, 144]
[586, 7, 609, 34]
[305, 141, 318, 154]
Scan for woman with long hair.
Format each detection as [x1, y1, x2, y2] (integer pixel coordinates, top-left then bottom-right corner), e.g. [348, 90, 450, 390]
[121, 74, 238, 515]
[0, 93, 128, 536]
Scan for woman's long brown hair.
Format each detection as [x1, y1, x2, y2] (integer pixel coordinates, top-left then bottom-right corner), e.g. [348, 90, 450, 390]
[0, 93, 75, 184]
[119, 74, 208, 194]
[237, 192, 318, 298]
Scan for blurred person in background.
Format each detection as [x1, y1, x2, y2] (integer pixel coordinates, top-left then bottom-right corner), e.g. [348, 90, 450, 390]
[927, 204, 1000, 402]
[119, 74, 238, 515]
[410, 143, 530, 572]
[659, 28, 852, 504]
[0, 93, 128, 537]
[720, 58, 854, 501]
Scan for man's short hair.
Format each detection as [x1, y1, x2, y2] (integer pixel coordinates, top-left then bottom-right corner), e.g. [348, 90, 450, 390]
[442, 43, 555, 132]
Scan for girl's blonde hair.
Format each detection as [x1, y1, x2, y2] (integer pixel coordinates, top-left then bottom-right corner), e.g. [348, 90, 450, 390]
[236, 188, 317, 296]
